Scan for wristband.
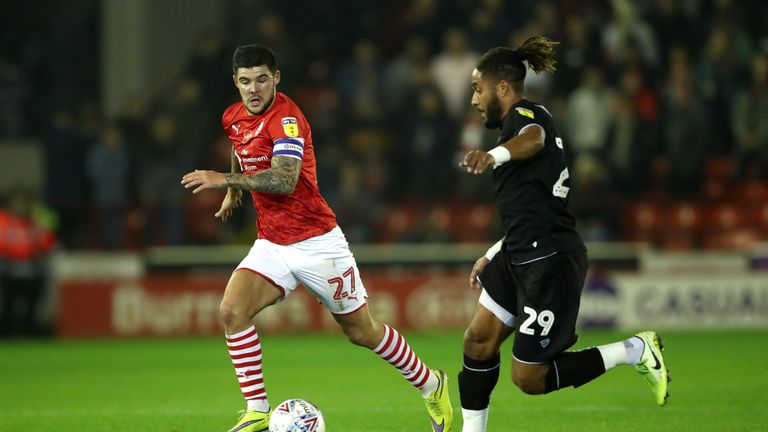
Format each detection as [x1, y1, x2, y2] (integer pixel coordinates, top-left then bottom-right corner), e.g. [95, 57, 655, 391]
[484, 239, 503, 260]
[488, 146, 511, 166]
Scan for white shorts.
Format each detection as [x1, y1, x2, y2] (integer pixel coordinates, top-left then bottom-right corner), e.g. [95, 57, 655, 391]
[236, 226, 368, 315]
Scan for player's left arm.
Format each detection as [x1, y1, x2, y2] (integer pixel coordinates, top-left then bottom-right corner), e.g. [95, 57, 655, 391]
[181, 156, 302, 195]
[214, 150, 244, 221]
[460, 125, 545, 174]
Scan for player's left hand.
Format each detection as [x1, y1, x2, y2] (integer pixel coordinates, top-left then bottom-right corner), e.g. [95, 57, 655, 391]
[181, 170, 227, 194]
[215, 187, 243, 221]
[460, 150, 495, 174]
[469, 256, 490, 290]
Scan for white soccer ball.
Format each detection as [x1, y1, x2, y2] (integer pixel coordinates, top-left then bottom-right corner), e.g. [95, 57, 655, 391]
[268, 399, 326, 432]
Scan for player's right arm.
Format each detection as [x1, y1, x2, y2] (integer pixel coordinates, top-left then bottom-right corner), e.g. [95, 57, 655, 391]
[469, 237, 504, 290]
[460, 125, 545, 174]
[224, 155, 301, 194]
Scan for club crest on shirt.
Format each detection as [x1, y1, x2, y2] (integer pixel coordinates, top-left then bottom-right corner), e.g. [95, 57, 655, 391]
[515, 107, 535, 119]
[281, 117, 299, 137]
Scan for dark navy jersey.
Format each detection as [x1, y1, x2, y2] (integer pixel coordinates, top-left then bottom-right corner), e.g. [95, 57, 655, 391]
[492, 99, 586, 263]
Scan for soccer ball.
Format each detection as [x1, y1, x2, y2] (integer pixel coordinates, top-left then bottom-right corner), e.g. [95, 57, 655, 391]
[268, 399, 326, 432]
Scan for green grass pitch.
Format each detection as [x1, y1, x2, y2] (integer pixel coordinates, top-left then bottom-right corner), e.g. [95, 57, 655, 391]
[1, 330, 767, 431]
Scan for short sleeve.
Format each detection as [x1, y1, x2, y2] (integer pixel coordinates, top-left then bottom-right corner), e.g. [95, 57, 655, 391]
[510, 106, 545, 139]
[221, 104, 238, 131]
[267, 113, 305, 160]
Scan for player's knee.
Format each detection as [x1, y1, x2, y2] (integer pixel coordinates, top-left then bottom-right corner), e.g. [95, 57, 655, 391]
[219, 302, 249, 330]
[463, 327, 496, 360]
[512, 369, 546, 395]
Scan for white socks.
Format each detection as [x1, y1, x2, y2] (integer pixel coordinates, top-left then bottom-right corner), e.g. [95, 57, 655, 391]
[596, 336, 645, 370]
[461, 408, 489, 432]
[624, 336, 645, 364]
[247, 399, 270, 413]
[420, 371, 440, 397]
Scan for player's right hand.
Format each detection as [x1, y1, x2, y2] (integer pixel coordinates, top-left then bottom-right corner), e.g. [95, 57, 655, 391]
[215, 187, 243, 221]
[460, 150, 495, 174]
[469, 256, 490, 290]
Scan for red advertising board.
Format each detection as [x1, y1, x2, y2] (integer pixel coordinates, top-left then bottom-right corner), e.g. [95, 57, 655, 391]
[58, 271, 480, 337]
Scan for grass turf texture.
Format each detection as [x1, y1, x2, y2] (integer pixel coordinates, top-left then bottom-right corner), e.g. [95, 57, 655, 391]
[1, 330, 766, 431]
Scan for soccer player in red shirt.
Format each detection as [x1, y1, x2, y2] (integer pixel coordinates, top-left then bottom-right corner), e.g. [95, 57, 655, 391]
[182, 45, 453, 432]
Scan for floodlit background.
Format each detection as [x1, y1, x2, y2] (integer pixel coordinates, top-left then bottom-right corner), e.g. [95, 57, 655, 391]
[0, 0, 767, 431]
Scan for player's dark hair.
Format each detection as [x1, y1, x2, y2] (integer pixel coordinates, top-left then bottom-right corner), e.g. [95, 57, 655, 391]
[232, 44, 277, 74]
[476, 36, 559, 87]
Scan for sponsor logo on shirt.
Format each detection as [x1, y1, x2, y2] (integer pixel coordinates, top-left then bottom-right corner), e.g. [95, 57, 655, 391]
[515, 107, 535, 119]
[281, 117, 299, 137]
[240, 121, 265, 144]
[242, 156, 268, 163]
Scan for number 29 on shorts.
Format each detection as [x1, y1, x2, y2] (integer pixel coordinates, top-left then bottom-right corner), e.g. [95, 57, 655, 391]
[519, 306, 555, 336]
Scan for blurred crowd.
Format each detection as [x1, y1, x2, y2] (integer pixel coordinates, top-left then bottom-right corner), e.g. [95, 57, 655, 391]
[1, 0, 768, 250]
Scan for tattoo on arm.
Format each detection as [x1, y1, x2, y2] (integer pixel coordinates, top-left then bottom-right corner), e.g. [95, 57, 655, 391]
[225, 156, 301, 194]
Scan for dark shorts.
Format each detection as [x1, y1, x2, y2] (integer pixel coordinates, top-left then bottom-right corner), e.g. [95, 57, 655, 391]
[478, 250, 588, 364]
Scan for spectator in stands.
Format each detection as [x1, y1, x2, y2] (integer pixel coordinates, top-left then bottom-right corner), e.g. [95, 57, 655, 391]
[619, 65, 659, 124]
[399, 0, 444, 52]
[569, 154, 619, 241]
[0, 53, 26, 137]
[138, 113, 187, 246]
[396, 86, 456, 200]
[758, 8, 768, 54]
[337, 39, 392, 190]
[41, 108, 90, 248]
[466, 7, 506, 52]
[254, 13, 304, 92]
[167, 77, 214, 168]
[602, 0, 659, 69]
[557, 14, 602, 95]
[293, 60, 344, 206]
[696, 23, 744, 153]
[186, 33, 231, 113]
[86, 123, 129, 249]
[530, 1, 561, 40]
[431, 28, 479, 119]
[565, 66, 615, 158]
[0, 188, 56, 336]
[648, 0, 696, 73]
[731, 52, 768, 180]
[383, 36, 431, 116]
[659, 68, 709, 197]
[7, 0, 768, 249]
[601, 91, 655, 194]
[336, 39, 386, 126]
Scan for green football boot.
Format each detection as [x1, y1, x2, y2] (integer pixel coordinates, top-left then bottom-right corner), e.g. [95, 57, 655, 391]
[634, 331, 670, 406]
[424, 369, 453, 432]
[227, 409, 271, 432]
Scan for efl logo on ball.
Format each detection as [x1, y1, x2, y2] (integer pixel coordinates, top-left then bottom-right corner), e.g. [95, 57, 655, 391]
[269, 399, 325, 432]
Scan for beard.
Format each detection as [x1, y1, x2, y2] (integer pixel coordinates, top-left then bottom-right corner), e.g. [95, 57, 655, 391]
[483, 95, 503, 129]
[244, 88, 275, 115]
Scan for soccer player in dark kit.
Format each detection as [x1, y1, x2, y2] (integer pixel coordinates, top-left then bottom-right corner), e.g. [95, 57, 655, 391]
[457, 37, 670, 431]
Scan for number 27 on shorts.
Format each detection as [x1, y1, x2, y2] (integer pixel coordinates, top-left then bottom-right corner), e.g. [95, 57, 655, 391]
[327, 267, 357, 301]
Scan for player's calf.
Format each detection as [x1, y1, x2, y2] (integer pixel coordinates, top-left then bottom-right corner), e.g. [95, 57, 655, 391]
[511, 362, 548, 395]
[338, 318, 384, 349]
